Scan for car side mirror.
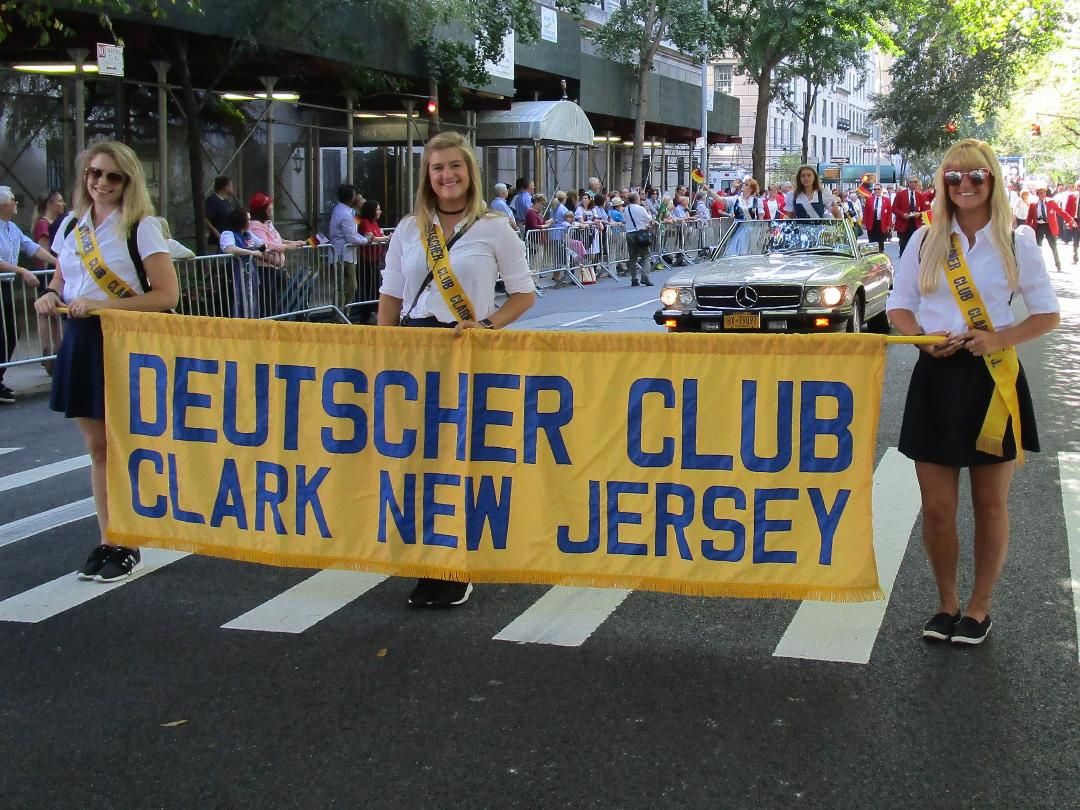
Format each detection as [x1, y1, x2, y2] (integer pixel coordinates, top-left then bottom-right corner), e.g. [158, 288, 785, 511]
[859, 243, 879, 256]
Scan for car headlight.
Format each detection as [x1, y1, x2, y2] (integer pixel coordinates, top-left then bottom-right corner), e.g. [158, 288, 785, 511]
[820, 286, 844, 306]
[660, 287, 696, 308]
[804, 287, 820, 305]
[660, 287, 679, 307]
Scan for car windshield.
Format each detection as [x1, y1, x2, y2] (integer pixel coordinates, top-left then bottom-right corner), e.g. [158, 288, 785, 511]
[717, 219, 854, 259]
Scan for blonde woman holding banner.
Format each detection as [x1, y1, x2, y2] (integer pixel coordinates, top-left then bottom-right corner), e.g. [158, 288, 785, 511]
[34, 141, 179, 583]
[886, 139, 1058, 646]
[377, 131, 536, 608]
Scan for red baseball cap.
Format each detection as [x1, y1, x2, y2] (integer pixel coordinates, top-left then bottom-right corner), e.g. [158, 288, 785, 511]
[248, 192, 273, 214]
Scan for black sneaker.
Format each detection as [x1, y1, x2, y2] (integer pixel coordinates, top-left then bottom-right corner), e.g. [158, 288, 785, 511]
[433, 580, 473, 608]
[922, 611, 962, 641]
[94, 547, 143, 582]
[951, 615, 992, 645]
[630, 280, 640, 287]
[77, 545, 115, 581]
[641, 276, 654, 286]
[407, 578, 441, 607]
[0, 384, 14, 404]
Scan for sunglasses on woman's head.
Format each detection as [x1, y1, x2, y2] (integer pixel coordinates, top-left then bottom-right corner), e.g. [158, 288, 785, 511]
[943, 168, 991, 187]
[85, 166, 127, 184]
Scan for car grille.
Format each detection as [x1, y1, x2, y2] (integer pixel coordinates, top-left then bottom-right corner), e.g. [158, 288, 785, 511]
[694, 284, 803, 311]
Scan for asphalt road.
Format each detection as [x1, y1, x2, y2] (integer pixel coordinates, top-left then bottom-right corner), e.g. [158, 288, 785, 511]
[1, 242, 1078, 809]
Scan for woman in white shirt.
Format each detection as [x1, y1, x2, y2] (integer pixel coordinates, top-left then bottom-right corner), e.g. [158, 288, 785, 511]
[785, 165, 841, 219]
[886, 138, 1059, 646]
[377, 131, 535, 609]
[34, 140, 179, 583]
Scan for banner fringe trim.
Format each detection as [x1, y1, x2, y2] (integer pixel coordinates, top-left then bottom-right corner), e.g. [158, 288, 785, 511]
[107, 531, 884, 603]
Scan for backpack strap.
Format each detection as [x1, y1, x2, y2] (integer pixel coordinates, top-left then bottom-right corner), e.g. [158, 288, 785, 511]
[64, 216, 149, 293]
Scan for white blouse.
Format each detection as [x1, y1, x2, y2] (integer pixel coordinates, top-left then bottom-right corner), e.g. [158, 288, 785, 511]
[380, 213, 535, 323]
[785, 189, 836, 219]
[51, 210, 169, 303]
[887, 221, 1059, 334]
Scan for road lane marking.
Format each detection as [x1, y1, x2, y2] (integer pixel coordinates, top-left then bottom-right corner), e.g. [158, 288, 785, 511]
[0, 454, 90, 494]
[772, 447, 922, 664]
[616, 299, 659, 313]
[557, 313, 603, 327]
[493, 586, 632, 647]
[222, 570, 387, 634]
[0, 448, 21, 456]
[0, 498, 97, 549]
[0, 549, 190, 623]
[1058, 452, 1080, 665]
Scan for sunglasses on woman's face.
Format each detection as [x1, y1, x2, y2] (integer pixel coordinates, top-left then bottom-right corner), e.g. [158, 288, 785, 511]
[943, 168, 991, 187]
[85, 166, 127, 184]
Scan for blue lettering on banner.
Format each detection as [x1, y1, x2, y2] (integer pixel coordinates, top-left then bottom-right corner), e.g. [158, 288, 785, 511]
[295, 465, 331, 538]
[465, 476, 512, 550]
[168, 451, 205, 524]
[255, 461, 289, 534]
[321, 368, 368, 454]
[173, 357, 220, 443]
[607, 480, 649, 555]
[681, 379, 734, 471]
[741, 380, 794, 473]
[557, 479, 601, 553]
[627, 378, 675, 467]
[424, 371, 468, 461]
[378, 470, 416, 544]
[701, 485, 746, 562]
[129, 448, 166, 518]
[423, 472, 460, 548]
[223, 361, 269, 447]
[470, 373, 521, 463]
[129, 353, 167, 437]
[374, 371, 418, 458]
[799, 381, 854, 472]
[210, 458, 248, 530]
[274, 364, 316, 451]
[809, 488, 850, 565]
[655, 482, 695, 560]
[753, 487, 798, 564]
[523, 376, 573, 465]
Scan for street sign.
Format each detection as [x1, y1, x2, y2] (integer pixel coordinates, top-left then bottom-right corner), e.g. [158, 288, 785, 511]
[96, 43, 124, 77]
[830, 157, 850, 164]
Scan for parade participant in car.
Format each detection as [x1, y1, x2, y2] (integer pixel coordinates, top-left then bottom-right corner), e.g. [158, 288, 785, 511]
[34, 141, 179, 582]
[377, 131, 536, 609]
[886, 139, 1059, 645]
[785, 165, 841, 219]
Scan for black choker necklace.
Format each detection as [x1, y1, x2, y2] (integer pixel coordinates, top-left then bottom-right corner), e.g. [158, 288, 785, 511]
[437, 206, 466, 215]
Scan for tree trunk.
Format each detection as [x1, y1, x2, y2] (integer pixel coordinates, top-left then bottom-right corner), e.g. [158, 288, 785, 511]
[173, 32, 208, 255]
[751, 64, 775, 184]
[800, 85, 817, 164]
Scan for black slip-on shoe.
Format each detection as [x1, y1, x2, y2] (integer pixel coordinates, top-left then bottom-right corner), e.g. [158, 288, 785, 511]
[951, 615, 993, 645]
[922, 611, 962, 641]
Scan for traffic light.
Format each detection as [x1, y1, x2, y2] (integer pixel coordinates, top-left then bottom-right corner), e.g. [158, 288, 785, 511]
[944, 121, 958, 134]
[1031, 122, 1042, 137]
[426, 97, 438, 116]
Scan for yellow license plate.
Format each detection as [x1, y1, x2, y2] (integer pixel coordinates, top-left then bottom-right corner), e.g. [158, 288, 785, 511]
[723, 313, 761, 329]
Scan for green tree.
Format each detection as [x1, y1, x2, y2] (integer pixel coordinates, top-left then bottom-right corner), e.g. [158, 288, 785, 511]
[0, 1, 199, 45]
[873, 0, 1065, 167]
[562, 0, 717, 188]
[711, 0, 895, 183]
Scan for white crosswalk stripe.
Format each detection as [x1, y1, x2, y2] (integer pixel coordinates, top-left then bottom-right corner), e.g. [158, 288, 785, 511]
[222, 570, 388, 634]
[0, 447, 21, 456]
[0, 497, 97, 549]
[0, 454, 90, 494]
[1057, 452, 1080, 665]
[493, 586, 632, 647]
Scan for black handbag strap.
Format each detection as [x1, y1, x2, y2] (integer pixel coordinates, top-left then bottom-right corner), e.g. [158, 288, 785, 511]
[401, 219, 474, 322]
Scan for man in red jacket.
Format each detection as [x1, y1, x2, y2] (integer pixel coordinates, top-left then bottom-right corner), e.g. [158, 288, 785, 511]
[1027, 185, 1078, 272]
[862, 182, 892, 253]
[892, 177, 931, 256]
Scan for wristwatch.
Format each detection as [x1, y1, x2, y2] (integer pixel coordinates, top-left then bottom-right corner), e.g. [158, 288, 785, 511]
[479, 318, 495, 329]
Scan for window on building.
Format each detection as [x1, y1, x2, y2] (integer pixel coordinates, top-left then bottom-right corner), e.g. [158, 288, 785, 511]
[812, 135, 817, 158]
[811, 101, 817, 124]
[713, 64, 732, 96]
[789, 122, 795, 147]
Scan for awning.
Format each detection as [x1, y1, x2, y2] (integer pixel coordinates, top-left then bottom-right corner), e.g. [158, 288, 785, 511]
[475, 101, 594, 147]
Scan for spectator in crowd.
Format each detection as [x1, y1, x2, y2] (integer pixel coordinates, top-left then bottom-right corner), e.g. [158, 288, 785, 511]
[692, 190, 711, 220]
[1012, 189, 1031, 228]
[643, 187, 659, 216]
[248, 192, 306, 255]
[588, 177, 604, 198]
[623, 191, 654, 287]
[157, 217, 195, 260]
[0, 187, 58, 403]
[204, 175, 237, 252]
[34, 140, 179, 582]
[525, 193, 551, 232]
[354, 199, 391, 305]
[376, 131, 535, 609]
[553, 190, 570, 224]
[489, 183, 517, 230]
[32, 190, 65, 268]
[786, 165, 840, 219]
[329, 183, 371, 304]
[510, 177, 534, 230]
[608, 196, 626, 224]
[220, 209, 265, 318]
[575, 191, 603, 263]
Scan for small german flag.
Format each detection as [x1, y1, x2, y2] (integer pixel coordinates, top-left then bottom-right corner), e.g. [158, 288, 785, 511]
[920, 211, 932, 227]
[691, 167, 705, 185]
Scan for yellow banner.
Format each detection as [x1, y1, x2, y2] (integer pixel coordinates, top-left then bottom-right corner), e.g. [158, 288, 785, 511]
[102, 312, 886, 602]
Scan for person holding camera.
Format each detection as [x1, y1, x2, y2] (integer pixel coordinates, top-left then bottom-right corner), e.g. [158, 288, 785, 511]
[220, 209, 266, 318]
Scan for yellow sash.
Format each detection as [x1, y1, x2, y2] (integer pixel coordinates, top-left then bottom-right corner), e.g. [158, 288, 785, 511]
[423, 222, 475, 323]
[74, 221, 137, 299]
[943, 234, 1023, 463]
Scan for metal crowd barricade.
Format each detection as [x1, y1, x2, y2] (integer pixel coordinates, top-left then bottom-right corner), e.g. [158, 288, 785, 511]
[0, 269, 63, 372]
[602, 222, 630, 281]
[524, 226, 581, 290]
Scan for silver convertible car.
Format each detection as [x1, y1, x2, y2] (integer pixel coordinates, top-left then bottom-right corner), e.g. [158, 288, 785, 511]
[653, 218, 893, 333]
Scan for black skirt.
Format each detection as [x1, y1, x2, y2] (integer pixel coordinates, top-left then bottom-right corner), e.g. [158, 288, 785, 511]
[898, 349, 1039, 466]
[49, 317, 106, 420]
